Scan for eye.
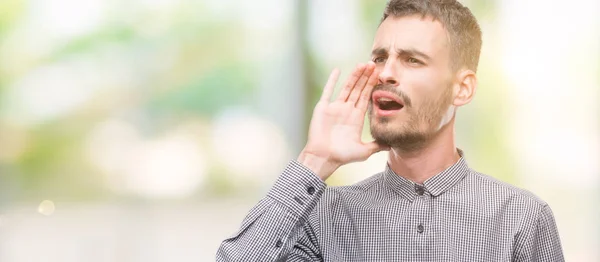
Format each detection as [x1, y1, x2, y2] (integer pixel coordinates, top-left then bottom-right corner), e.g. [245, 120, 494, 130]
[373, 57, 386, 64]
[407, 57, 422, 64]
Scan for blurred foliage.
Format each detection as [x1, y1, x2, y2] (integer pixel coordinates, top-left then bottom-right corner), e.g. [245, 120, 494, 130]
[0, 1, 261, 200]
[49, 27, 138, 60]
[6, 112, 107, 201]
[359, 0, 388, 30]
[148, 63, 256, 118]
[0, 0, 25, 34]
[0, 0, 25, 106]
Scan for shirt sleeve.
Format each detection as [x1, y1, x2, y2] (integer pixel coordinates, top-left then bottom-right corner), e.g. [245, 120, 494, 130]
[216, 160, 327, 262]
[513, 204, 565, 262]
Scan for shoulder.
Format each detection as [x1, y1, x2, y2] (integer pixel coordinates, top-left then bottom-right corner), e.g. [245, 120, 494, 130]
[319, 172, 387, 205]
[463, 169, 550, 213]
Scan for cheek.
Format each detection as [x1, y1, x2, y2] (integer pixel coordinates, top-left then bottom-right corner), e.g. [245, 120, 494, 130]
[400, 66, 453, 110]
[401, 70, 440, 96]
[402, 85, 436, 112]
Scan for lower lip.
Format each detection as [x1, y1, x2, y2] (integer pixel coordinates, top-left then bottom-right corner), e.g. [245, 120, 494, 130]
[375, 106, 403, 117]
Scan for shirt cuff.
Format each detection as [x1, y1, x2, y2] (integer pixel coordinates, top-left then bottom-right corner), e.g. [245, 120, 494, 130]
[267, 160, 327, 219]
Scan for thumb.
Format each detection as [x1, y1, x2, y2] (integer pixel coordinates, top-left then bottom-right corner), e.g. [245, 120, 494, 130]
[365, 141, 390, 155]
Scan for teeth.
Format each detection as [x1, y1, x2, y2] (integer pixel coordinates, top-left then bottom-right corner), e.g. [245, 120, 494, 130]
[377, 98, 394, 102]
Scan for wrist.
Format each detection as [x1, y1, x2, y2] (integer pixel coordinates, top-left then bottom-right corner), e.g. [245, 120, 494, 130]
[296, 151, 339, 181]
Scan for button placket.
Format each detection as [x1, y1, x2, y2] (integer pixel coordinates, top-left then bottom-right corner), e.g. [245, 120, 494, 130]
[411, 185, 429, 237]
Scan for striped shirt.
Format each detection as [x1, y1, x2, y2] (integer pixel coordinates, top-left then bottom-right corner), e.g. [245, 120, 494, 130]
[216, 151, 564, 261]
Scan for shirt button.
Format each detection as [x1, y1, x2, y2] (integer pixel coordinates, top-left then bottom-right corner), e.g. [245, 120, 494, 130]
[275, 240, 283, 248]
[307, 186, 316, 195]
[415, 185, 425, 195]
[417, 224, 424, 233]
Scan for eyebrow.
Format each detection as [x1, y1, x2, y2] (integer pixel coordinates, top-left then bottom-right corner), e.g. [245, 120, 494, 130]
[371, 47, 431, 61]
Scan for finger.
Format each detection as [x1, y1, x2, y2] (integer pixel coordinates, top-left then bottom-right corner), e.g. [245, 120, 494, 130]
[320, 68, 340, 102]
[337, 64, 366, 102]
[356, 68, 380, 110]
[347, 62, 375, 103]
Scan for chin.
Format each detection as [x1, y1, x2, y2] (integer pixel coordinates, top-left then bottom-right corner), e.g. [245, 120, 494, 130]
[370, 121, 405, 139]
[370, 121, 438, 150]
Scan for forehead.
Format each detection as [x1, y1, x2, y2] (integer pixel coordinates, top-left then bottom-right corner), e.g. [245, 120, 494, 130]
[373, 15, 449, 56]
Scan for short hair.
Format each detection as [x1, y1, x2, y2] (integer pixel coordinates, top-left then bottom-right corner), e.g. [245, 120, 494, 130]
[381, 0, 482, 72]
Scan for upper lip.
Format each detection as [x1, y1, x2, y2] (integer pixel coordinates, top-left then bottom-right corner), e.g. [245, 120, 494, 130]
[372, 90, 404, 108]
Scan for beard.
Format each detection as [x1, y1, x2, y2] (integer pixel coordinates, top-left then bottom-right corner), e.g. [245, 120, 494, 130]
[368, 83, 454, 152]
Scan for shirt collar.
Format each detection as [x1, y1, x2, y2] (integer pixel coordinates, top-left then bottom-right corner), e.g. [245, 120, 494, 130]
[383, 148, 470, 202]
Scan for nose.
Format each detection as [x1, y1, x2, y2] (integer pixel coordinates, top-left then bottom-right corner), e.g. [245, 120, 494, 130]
[378, 60, 399, 86]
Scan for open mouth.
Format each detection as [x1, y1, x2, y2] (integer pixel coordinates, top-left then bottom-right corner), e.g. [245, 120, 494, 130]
[377, 98, 404, 110]
[372, 90, 404, 115]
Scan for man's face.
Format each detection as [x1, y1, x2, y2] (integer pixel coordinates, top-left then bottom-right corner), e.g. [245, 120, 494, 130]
[369, 15, 457, 149]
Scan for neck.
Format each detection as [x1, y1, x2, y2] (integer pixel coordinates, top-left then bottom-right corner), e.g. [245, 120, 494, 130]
[387, 120, 460, 184]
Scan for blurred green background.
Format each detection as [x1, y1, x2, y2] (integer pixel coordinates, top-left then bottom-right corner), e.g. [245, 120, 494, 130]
[0, 0, 598, 261]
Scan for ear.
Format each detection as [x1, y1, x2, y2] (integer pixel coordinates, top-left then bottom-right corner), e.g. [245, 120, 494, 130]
[453, 69, 477, 107]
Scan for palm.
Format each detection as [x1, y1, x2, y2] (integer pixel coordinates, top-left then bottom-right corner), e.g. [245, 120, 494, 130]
[303, 63, 388, 166]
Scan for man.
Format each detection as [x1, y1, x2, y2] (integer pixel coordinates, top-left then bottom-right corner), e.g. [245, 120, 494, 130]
[216, 0, 564, 261]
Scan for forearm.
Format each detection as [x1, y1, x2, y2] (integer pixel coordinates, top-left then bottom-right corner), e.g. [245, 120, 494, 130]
[216, 160, 326, 261]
